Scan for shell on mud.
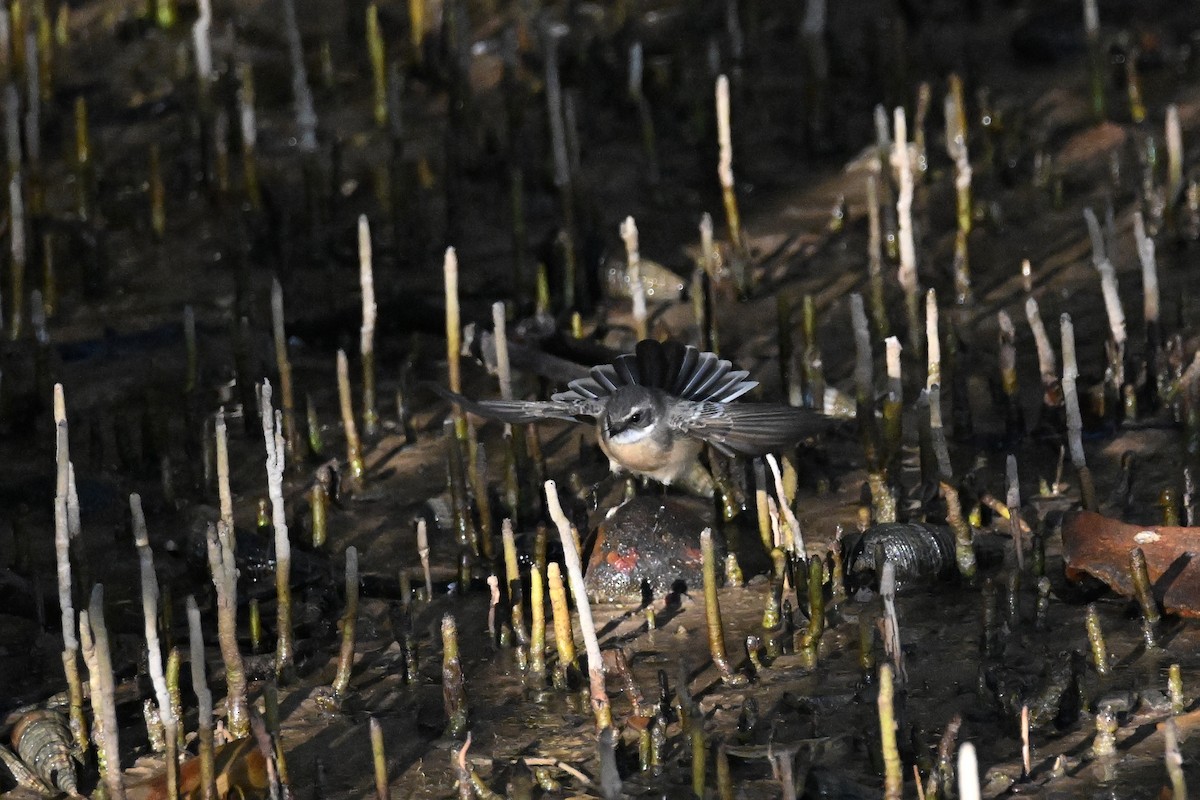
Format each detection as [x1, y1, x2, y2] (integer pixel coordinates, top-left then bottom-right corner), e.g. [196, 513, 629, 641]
[842, 522, 956, 592]
[9, 708, 80, 797]
[0, 742, 51, 795]
[605, 257, 687, 302]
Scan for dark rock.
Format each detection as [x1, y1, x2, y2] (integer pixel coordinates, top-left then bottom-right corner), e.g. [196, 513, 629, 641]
[585, 495, 715, 603]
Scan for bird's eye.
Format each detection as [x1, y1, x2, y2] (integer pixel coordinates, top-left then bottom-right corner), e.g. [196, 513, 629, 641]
[630, 411, 643, 424]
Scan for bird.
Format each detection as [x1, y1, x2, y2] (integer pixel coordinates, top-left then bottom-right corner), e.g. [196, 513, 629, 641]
[433, 339, 826, 489]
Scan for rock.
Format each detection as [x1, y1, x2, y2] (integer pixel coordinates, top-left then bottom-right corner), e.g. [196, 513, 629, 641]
[584, 495, 716, 603]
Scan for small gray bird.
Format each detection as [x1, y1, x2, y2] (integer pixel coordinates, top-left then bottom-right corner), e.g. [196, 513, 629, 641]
[435, 339, 826, 490]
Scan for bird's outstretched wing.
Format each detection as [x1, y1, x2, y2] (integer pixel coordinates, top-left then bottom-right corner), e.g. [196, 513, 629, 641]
[668, 401, 826, 455]
[427, 384, 604, 424]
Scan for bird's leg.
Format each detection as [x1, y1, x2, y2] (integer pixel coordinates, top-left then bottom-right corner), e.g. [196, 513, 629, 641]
[674, 461, 716, 499]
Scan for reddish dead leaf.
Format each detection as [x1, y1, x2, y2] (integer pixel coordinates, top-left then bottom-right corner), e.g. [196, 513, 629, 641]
[1061, 511, 1200, 618]
[624, 715, 654, 732]
[129, 737, 268, 800]
[1157, 708, 1200, 735]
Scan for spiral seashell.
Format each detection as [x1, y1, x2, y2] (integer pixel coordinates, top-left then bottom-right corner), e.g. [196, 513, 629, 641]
[10, 709, 81, 797]
[0, 742, 52, 794]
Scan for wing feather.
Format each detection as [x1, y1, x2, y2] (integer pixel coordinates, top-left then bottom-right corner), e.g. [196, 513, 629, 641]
[429, 384, 601, 424]
[669, 401, 826, 455]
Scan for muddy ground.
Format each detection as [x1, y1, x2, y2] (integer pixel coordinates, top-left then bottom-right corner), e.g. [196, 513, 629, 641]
[3, 0, 1200, 797]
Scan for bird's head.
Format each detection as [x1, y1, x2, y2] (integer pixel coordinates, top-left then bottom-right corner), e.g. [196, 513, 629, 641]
[603, 386, 661, 442]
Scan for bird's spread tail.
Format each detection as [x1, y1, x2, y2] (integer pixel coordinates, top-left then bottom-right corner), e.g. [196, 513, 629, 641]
[553, 339, 758, 404]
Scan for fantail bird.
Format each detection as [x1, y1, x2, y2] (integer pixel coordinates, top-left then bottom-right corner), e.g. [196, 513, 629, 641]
[433, 339, 826, 488]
